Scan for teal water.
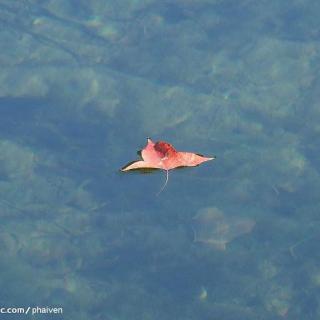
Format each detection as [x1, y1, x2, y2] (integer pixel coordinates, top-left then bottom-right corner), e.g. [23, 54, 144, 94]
[1, 1, 320, 319]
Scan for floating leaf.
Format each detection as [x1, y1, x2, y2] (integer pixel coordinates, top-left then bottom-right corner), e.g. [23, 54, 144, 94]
[121, 138, 215, 193]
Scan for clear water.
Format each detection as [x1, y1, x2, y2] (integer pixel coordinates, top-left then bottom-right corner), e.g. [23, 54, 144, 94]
[0, 1, 319, 319]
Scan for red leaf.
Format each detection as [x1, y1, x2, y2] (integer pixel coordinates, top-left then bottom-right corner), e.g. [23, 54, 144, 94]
[121, 139, 215, 193]
[122, 138, 215, 171]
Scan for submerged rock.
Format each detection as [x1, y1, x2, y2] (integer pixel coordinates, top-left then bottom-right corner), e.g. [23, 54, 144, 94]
[192, 206, 255, 250]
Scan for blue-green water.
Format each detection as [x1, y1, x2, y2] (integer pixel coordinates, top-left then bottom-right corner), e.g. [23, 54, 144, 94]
[1, 1, 320, 319]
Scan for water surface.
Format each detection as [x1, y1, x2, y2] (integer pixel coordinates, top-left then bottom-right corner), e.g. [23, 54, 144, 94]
[0, 1, 320, 319]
